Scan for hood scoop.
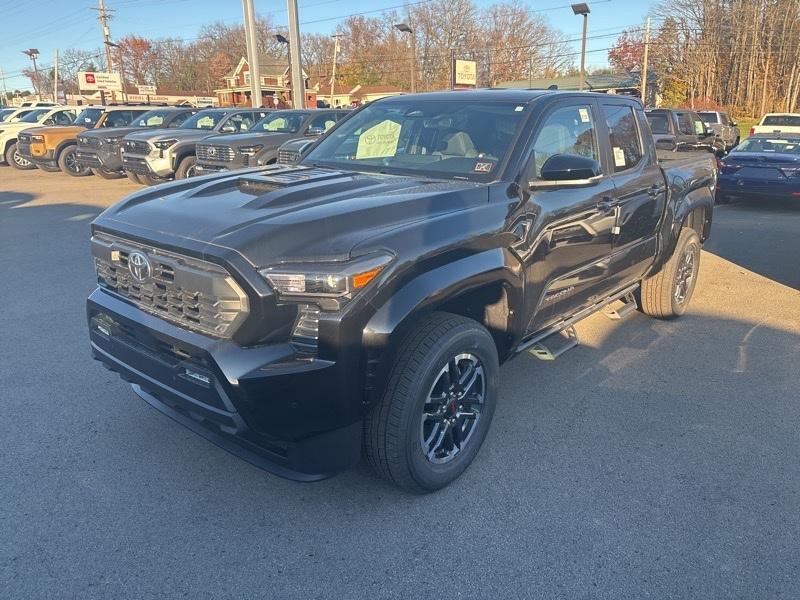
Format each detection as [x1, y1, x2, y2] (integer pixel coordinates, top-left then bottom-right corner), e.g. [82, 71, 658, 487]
[237, 166, 350, 195]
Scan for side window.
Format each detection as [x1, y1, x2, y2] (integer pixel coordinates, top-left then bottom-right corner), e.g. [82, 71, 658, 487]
[720, 113, 730, 126]
[54, 111, 74, 125]
[677, 113, 694, 136]
[308, 113, 338, 132]
[104, 111, 132, 127]
[227, 113, 255, 132]
[168, 112, 193, 127]
[529, 105, 599, 179]
[602, 105, 643, 172]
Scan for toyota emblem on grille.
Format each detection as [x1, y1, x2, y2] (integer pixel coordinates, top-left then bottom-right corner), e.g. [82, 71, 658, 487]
[128, 251, 152, 282]
[208, 146, 217, 157]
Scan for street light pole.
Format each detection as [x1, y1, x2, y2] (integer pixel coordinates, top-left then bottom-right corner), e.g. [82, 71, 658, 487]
[22, 49, 41, 97]
[287, 0, 306, 109]
[330, 34, 341, 106]
[242, 0, 263, 107]
[571, 3, 590, 91]
[394, 23, 416, 94]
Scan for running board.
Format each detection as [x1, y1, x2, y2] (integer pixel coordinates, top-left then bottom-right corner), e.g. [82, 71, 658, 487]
[603, 291, 638, 320]
[528, 326, 578, 361]
[518, 283, 640, 359]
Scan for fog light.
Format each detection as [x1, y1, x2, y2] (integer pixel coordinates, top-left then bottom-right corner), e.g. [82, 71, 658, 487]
[291, 303, 320, 356]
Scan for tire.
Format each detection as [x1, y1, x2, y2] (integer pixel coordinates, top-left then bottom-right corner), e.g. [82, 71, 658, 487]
[639, 228, 701, 319]
[140, 172, 171, 186]
[91, 167, 125, 180]
[125, 171, 144, 184]
[175, 155, 197, 179]
[364, 312, 499, 493]
[6, 142, 35, 170]
[37, 163, 61, 173]
[58, 146, 91, 177]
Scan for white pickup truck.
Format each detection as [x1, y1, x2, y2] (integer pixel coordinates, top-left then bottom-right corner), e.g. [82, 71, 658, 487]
[750, 113, 800, 135]
[0, 105, 77, 169]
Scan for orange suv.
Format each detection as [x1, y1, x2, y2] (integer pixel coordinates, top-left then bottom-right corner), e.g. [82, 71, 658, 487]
[19, 105, 150, 175]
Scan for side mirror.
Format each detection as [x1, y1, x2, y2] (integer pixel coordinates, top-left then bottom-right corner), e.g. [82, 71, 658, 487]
[220, 123, 237, 134]
[529, 154, 602, 189]
[730, 121, 738, 127]
[704, 127, 715, 137]
[306, 126, 325, 137]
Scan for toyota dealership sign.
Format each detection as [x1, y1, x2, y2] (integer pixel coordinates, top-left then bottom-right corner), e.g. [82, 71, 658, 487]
[78, 71, 122, 92]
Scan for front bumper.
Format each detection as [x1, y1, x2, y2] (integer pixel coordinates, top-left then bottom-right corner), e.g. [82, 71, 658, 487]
[194, 163, 233, 175]
[122, 153, 173, 177]
[87, 289, 361, 480]
[76, 145, 123, 171]
[30, 148, 57, 169]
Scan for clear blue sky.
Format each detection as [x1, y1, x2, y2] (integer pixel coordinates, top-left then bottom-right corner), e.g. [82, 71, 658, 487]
[0, 0, 653, 92]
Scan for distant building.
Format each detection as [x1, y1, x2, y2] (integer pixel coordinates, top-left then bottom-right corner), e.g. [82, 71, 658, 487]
[311, 82, 405, 107]
[496, 72, 658, 106]
[214, 56, 316, 108]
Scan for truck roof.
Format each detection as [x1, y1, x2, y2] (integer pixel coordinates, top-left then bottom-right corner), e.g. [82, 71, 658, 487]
[376, 88, 633, 104]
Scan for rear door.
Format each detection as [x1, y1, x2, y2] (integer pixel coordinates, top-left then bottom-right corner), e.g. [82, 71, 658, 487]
[600, 101, 665, 287]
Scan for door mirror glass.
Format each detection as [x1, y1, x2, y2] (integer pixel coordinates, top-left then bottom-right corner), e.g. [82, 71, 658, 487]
[220, 122, 237, 133]
[306, 126, 325, 137]
[704, 127, 715, 137]
[539, 154, 601, 181]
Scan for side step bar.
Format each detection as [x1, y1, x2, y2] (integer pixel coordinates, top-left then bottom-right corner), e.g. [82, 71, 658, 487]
[602, 291, 638, 320]
[519, 283, 640, 361]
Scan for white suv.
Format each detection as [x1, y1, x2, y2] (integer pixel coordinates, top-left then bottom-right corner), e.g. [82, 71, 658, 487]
[1, 105, 77, 169]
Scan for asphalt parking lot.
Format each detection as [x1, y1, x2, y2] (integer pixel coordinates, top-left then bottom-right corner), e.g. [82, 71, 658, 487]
[2, 167, 799, 599]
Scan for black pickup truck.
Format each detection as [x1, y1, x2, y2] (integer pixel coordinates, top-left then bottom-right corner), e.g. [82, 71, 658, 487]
[645, 108, 725, 156]
[87, 90, 715, 492]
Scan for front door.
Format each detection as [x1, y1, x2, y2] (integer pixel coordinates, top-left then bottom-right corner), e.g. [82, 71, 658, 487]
[516, 100, 619, 334]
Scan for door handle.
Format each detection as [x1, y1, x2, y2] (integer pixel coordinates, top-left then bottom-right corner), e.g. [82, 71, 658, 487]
[647, 185, 665, 197]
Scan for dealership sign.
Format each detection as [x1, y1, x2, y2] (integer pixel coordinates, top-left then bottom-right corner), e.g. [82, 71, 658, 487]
[78, 71, 122, 92]
[454, 60, 477, 86]
[137, 84, 157, 95]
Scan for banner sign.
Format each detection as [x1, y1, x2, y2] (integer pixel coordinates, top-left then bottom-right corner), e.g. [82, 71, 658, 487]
[78, 71, 122, 92]
[454, 60, 477, 86]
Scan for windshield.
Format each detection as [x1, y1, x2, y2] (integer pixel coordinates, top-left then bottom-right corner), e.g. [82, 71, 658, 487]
[74, 108, 103, 127]
[0, 109, 14, 122]
[646, 112, 670, 134]
[9, 109, 34, 122]
[698, 112, 719, 124]
[19, 108, 50, 123]
[134, 109, 177, 128]
[180, 111, 228, 130]
[734, 137, 800, 155]
[762, 115, 800, 127]
[303, 100, 527, 180]
[254, 112, 307, 133]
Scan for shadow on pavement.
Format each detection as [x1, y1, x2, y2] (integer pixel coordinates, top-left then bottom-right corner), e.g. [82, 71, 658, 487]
[704, 197, 800, 290]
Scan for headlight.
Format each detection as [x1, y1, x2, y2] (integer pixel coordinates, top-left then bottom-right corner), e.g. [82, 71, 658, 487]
[238, 144, 263, 156]
[103, 136, 122, 144]
[153, 139, 177, 149]
[31, 134, 45, 142]
[259, 253, 393, 302]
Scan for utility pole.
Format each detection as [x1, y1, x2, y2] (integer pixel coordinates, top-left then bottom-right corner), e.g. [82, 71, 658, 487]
[287, 0, 306, 109]
[242, 0, 263, 107]
[330, 33, 341, 106]
[95, 0, 115, 103]
[54, 49, 59, 103]
[0, 67, 7, 104]
[641, 17, 651, 106]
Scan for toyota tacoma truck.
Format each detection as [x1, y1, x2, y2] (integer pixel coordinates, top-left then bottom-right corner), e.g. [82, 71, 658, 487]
[1, 105, 77, 169]
[75, 107, 198, 181]
[194, 109, 348, 175]
[121, 108, 269, 184]
[87, 90, 715, 492]
[645, 108, 725, 156]
[698, 110, 740, 152]
[18, 105, 151, 175]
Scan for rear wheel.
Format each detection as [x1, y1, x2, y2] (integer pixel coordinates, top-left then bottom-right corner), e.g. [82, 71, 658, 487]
[6, 143, 35, 170]
[91, 167, 125, 180]
[58, 146, 91, 177]
[37, 163, 61, 173]
[125, 171, 144, 184]
[639, 228, 701, 319]
[175, 155, 197, 179]
[364, 312, 499, 493]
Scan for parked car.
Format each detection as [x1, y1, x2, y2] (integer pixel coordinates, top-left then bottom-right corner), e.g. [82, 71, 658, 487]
[86, 90, 715, 492]
[194, 109, 348, 175]
[75, 107, 198, 181]
[716, 134, 800, 203]
[645, 108, 724, 156]
[0, 107, 39, 124]
[1, 105, 77, 169]
[121, 108, 270, 184]
[749, 113, 800, 136]
[698, 110, 740, 151]
[18, 105, 151, 175]
[276, 137, 315, 164]
[0, 108, 18, 122]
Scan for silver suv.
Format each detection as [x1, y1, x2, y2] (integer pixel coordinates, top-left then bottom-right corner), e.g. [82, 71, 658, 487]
[121, 108, 269, 184]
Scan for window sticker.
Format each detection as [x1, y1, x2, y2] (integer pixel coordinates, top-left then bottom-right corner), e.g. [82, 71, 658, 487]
[356, 119, 402, 159]
[694, 120, 705, 135]
[578, 108, 591, 123]
[613, 147, 626, 167]
[474, 161, 494, 173]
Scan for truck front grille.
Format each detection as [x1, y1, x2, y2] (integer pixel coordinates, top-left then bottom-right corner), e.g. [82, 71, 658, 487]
[124, 140, 150, 155]
[79, 136, 101, 149]
[196, 143, 235, 163]
[92, 233, 249, 338]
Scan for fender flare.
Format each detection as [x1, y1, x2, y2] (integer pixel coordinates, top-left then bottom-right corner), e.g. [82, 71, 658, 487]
[651, 185, 714, 276]
[171, 146, 196, 170]
[54, 139, 77, 161]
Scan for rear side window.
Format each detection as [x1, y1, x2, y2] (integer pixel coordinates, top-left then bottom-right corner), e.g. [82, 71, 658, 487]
[762, 115, 800, 126]
[677, 112, 694, 135]
[53, 111, 75, 125]
[529, 105, 599, 179]
[698, 112, 719, 124]
[602, 105, 643, 172]
[103, 111, 137, 128]
[646, 112, 670, 134]
[308, 113, 340, 132]
[168, 111, 194, 127]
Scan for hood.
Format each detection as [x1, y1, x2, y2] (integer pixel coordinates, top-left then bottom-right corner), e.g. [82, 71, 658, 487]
[82, 126, 144, 140]
[94, 166, 488, 267]
[124, 128, 215, 143]
[29, 125, 86, 137]
[280, 138, 315, 152]
[0, 120, 48, 132]
[203, 131, 293, 147]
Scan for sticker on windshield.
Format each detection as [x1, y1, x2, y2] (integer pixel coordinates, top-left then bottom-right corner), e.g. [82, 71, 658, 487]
[613, 147, 626, 167]
[579, 108, 591, 123]
[474, 161, 494, 173]
[356, 119, 402, 159]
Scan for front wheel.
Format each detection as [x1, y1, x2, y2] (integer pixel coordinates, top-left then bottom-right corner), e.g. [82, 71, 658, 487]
[175, 155, 197, 179]
[639, 228, 701, 319]
[58, 146, 91, 177]
[91, 167, 125, 180]
[6, 142, 35, 170]
[364, 312, 499, 493]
